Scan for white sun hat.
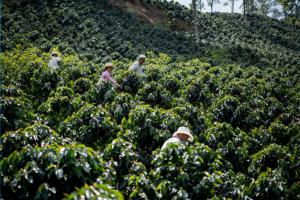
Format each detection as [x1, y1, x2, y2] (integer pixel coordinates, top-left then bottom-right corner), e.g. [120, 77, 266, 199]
[172, 127, 194, 142]
[50, 52, 60, 57]
[138, 55, 146, 59]
[103, 63, 114, 69]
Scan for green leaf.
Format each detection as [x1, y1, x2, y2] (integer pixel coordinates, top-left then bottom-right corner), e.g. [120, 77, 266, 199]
[199, 157, 204, 163]
[34, 184, 43, 200]
[55, 169, 63, 180]
[42, 185, 49, 200]
[214, 171, 222, 175]
[129, 191, 139, 198]
[129, 175, 136, 181]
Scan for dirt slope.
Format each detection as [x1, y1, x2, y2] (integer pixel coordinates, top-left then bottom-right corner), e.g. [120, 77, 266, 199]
[108, 0, 195, 32]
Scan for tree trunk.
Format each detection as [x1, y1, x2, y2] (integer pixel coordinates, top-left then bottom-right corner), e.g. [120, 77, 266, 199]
[296, 3, 299, 22]
[244, 0, 247, 24]
[192, 0, 199, 43]
[284, 9, 287, 21]
[200, 0, 202, 12]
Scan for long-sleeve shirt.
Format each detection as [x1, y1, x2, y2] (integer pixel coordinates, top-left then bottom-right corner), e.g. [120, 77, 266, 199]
[161, 137, 183, 150]
[129, 61, 146, 77]
[48, 57, 61, 69]
[99, 70, 120, 87]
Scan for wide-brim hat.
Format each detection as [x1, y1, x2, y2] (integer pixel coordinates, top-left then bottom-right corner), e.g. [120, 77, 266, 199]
[172, 127, 194, 142]
[138, 55, 146, 60]
[104, 63, 114, 69]
[50, 52, 59, 57]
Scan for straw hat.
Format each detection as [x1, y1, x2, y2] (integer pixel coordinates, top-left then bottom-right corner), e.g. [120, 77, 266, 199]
[138, 55, 146, 60]
[172, 127, 194, 142]
[50, 52, 59, 57]
[104, 63, 114, 69]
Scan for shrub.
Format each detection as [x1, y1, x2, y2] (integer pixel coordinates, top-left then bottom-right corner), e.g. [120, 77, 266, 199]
[247, 168, 299, 199]
[60, 66, 91, 82]
[232, 102, 264, 131]
[38, 87, 83, 126]
[1, 97, 35, 134]
[209, 96, 240, 124]
[259, 97, 284, 126]
[215, 170, 251, 199]
[171, 103, 210, 136]
[1, 144, 116, 200]
[121, 106, 190, 155]
[199, 122, 237, 150]
[158, 75, 180, 95]
[101, 138, 138, 187]
[220, 81, 253, 103]
[63, 183, 124, 200]
[135, 82, 173, 109]
[2, 84, 27, 100]
[58, 104, 120, 148]
[248, 144, 298, 182]
[145, 67, 163, 82]
[72, 78, 93, 94]
[1, 123, 71, 158]
[127, 143, 224, 199]
[268, 121, 299, 146]
[86, 81, 117, 105]
[104, 93, 136, 124]
[31, 68, 60, 102]
[115, 70, 143, 95]
[245, 126, 272, 155]
[181, 79, 213, 107]
[198, 72, 219, 94]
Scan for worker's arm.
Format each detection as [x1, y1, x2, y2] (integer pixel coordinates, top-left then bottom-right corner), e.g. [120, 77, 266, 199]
[56, 57, 62, 66]
[104, 71, 120, 87]
[141, 67, 146, 77]
[129, 62, 138, 71]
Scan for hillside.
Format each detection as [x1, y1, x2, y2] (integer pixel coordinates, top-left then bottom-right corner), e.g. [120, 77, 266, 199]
[1, 0, 299, 68]
[1, 0, 300, 200]
[107, 0, 195, 32]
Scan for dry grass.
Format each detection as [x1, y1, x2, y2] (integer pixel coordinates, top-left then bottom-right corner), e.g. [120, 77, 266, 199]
[108, 0, 194, 32]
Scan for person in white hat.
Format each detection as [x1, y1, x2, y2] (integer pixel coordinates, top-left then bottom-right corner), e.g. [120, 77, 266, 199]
[161, 127, 194, 150]
[129, 55, 150, 82]
[98, 63, 121, 89]
[48, 52, 62, 69]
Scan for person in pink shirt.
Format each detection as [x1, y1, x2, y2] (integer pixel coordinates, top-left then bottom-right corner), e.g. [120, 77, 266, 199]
[98, 63, 122, 89]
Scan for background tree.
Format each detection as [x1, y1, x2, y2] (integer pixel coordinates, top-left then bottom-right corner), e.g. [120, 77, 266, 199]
[192, 0, 199, 42]
[281, 0, 299, 24]
[271, 7, 284, 18]
[255, 0, 278, 15]
[243, 0, 247, 24]
[207, 0, 221, 12]
[197, 0, 206, 12]
[223, 0, 240, 13]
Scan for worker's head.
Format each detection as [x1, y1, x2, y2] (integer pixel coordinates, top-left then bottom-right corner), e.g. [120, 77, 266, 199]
[138, 58, 145, 64]
[51, 52, 59, 58]
[106, 66, 114, 72]
[104, 63, 114, 72]
[172, 127, 194, 142]
[176, 133, 190, 142]
[138, 55, 146, 65]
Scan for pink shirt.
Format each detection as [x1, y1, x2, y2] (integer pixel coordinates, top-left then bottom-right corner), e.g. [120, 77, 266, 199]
[100, 70, 120, 87]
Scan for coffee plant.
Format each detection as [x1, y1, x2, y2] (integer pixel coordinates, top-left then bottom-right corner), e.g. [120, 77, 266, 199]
[1, 0, 299, 199]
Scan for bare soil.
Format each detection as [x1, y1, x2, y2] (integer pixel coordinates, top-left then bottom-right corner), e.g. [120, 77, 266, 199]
[108, 0, 195, 32]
